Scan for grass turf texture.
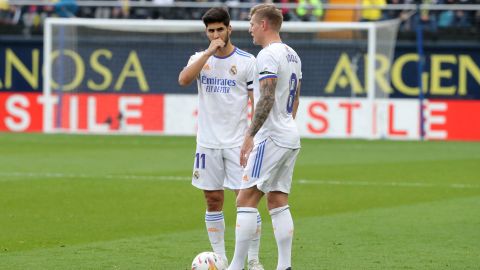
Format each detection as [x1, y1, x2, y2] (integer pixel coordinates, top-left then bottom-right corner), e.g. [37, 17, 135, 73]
[0, 133, 479, 269]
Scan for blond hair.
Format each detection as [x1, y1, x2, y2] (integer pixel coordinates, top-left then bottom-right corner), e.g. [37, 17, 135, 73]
[249, 4, 283, 32]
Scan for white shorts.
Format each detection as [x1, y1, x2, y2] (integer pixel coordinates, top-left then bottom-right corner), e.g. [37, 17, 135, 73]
[242, 137, 300, 194]
[191, 145, 243, 191]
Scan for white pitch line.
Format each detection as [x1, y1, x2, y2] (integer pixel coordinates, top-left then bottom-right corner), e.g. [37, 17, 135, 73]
[0, 172, 478, 189]
[297, 179, 480, 189]
[0, 172, 190, 182]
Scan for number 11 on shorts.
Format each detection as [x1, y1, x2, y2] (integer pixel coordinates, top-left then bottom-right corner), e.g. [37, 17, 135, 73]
[195, 153, 206, 169]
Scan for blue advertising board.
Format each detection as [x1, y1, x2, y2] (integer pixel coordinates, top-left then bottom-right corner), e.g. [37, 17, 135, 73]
[1, 38, 479, 99]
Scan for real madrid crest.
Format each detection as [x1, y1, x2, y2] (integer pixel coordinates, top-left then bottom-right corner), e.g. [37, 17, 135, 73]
[230, 65, 237, 75]
[193, 170, 200, 179]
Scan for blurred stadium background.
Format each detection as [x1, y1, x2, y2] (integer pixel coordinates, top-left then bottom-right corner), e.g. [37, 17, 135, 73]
[0, 0, 479, 269]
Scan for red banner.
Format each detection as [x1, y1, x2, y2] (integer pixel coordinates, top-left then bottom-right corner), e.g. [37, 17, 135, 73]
[0, 93, 43, 132]
[438, 100, 480, 141]
[1, 93, 480, 141]
[0, 93, 164, 133]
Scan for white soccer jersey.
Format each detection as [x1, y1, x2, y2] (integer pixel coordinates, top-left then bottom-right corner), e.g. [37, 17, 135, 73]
[254, 42, 302, 149]
[188, 47, 256, 149]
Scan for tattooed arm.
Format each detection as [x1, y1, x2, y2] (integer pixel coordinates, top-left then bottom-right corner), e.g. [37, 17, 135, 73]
[240, 77, 276, 167]
[248, 78, 277, 137]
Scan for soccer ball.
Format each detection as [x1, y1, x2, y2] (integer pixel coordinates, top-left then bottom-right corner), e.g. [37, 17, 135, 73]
[191, 251, 227, 270]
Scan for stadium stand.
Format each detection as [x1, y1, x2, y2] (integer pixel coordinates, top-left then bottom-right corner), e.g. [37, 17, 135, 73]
[0, 0, 479, 40]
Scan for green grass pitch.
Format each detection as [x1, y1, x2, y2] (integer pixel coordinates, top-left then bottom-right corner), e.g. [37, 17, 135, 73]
[0, 133, 479, 269]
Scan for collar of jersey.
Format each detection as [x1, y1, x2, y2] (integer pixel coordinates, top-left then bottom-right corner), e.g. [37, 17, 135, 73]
[267, 42, 283, 47]
[213, 47, 236, 59]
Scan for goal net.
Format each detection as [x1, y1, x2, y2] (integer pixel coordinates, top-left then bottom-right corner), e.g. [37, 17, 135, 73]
[43, 18, 400, 138]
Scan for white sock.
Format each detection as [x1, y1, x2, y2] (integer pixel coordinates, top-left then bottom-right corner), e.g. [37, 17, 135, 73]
[248, 213, 262, 262]
[270, 205, 293, 270]
[227, 207, 258, 270]
[205, 211, 226, 262]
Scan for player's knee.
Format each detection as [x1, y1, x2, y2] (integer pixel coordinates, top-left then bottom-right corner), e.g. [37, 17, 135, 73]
[267, 191, 289, 210]
[236, 188, 262, 208]
[204, 191, 224, 211]
[235, 193, 248, 207]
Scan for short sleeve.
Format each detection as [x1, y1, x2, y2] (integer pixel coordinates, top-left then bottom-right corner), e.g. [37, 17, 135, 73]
[186, 51, 205, 67]
[257, 49, 278, 81]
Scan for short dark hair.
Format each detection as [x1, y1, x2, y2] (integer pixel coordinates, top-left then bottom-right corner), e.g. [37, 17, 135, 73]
[202, 7, 231, 27]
